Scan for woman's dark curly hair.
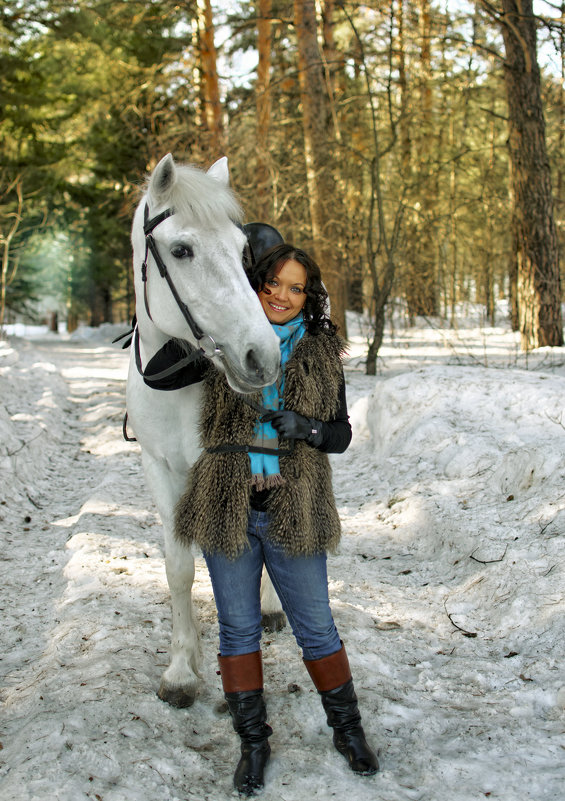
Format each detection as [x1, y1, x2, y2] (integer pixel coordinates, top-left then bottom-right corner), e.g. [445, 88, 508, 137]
[246, 243, 337, 335]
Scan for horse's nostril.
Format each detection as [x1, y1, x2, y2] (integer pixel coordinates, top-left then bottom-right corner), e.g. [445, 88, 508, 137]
[246, 349, 263, 379]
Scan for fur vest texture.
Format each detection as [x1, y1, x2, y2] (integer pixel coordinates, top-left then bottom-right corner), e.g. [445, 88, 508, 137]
[174, 331, 346, 559]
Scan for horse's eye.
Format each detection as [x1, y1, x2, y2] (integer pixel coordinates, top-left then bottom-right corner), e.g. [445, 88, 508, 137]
[171, 244, 194, 259]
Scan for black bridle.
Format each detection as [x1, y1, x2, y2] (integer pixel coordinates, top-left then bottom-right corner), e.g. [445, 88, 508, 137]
[119, 204, 291, 454]
[141, 203, 222, 360]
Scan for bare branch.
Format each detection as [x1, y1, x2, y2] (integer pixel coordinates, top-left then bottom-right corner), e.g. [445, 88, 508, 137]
[444, 600, 478, 637]
[470, 544, 508, 563]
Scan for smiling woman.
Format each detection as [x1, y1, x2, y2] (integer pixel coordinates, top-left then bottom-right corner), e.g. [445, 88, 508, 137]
[175, 241, 378, 795]
[247, 244, 334, 337]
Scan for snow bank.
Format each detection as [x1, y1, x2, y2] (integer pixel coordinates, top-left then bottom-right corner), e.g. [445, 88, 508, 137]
[363, 364, 565, 633]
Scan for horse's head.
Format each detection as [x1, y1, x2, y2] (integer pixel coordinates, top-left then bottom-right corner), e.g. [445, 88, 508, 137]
[132, 154, 280, 393]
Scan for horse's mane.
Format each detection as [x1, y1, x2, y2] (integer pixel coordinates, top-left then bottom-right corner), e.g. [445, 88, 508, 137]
[146, 163, 243, 226]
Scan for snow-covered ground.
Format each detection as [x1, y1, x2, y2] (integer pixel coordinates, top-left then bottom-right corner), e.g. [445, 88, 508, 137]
[1, 310, 564, 801]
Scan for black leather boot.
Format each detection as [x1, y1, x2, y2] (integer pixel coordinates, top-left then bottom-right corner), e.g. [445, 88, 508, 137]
[218, 651, 272, 796]
[304, 644, 379, 776]
[320, 678, 379, 775]
[225, 689, 272, 795]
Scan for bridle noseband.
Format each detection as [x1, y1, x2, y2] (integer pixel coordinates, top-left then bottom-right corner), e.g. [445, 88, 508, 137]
[141, 203, 222, 360]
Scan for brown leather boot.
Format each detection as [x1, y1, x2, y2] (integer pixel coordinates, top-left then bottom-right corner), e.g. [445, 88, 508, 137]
[304, 644, 379, 776]
[218, 651, 272, 796]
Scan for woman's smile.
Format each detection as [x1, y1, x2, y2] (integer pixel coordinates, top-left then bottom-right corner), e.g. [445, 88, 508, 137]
[267, 300, 289, 312]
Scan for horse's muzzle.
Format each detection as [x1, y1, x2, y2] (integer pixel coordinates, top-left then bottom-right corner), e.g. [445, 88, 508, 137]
[245, 348, 273, 384]
[222, 349, 279, 394]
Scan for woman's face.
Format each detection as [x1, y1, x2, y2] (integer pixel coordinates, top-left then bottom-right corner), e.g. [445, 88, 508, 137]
[258, 259, 308, 324]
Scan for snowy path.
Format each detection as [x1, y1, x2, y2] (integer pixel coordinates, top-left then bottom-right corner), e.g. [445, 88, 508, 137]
[0, 333, 564, 801]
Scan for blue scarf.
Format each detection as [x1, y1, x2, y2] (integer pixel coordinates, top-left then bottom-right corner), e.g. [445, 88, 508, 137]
[249, 314, 306, 489]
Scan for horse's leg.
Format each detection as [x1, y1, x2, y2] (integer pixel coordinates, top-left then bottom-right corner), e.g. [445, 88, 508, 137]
[143, 455, 200, 708]
[260, 568, 287, 632]
[159, 524, 200, 707]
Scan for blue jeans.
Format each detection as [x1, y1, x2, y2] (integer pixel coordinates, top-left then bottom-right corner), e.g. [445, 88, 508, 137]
[204, 509, 342, 660]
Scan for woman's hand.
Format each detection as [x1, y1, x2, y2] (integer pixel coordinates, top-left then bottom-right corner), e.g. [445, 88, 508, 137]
[262, 410, 322, 445]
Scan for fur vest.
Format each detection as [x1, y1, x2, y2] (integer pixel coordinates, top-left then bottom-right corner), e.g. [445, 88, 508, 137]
[174, 331, 346, 559]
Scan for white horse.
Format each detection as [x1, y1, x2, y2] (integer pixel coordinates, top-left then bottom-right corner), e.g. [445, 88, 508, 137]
[126, 155, 284, 707]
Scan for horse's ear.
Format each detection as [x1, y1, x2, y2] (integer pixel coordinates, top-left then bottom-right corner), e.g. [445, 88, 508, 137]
[150, 154, 176, 200]
[206, 157, 230, 187]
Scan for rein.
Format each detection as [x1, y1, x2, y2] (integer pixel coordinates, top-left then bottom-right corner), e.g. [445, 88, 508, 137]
[206, 443, 293, 456]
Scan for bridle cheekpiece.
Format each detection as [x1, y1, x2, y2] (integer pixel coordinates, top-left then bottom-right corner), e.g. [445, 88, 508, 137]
[141, 203, 222, 360]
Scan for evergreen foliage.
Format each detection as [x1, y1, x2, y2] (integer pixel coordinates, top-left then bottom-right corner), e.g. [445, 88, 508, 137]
[0, 1, 563, 359]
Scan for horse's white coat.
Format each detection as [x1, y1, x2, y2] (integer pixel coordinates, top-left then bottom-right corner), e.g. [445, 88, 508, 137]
[126, 155, 282, 706]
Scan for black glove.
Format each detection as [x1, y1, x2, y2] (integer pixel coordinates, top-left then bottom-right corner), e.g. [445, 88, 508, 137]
[262, 410, 323, 447]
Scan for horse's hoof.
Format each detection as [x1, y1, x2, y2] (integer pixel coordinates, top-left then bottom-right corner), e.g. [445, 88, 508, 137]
[261, 612, 287, 633]
[157, 684, 197, 708]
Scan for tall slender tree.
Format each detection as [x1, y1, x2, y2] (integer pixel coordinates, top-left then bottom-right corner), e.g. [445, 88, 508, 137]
[197, 0, 225, 158]
[293, 0, 346, 334]
[404, 0, 439, 317]
[0, 175, 23, 332]
[479, 0, 562, 348]
[255, 0, 273, 220]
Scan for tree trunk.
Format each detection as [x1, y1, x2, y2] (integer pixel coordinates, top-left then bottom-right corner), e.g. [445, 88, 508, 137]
[341, 1, 405, 373]
[293, 0, 346, 335]
[191, 16, 206, 155]
[0, 177, 23, 333]
[397, 0, 411, 175]
[507, 173, 520, 330]
[320, 0, 342, 143]
[499, 0, 562, 348]
[197, 0, 224, 157]
[448, 115, 458, 327]
[404, 0, 438, 318]
[255, 0, 273, 221]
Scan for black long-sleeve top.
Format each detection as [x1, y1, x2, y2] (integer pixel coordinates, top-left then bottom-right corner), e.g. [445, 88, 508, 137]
[311, 379, 352, 454]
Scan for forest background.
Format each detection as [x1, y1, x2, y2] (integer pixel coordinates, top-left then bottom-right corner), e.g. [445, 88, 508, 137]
[1, 0, 564, 373]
